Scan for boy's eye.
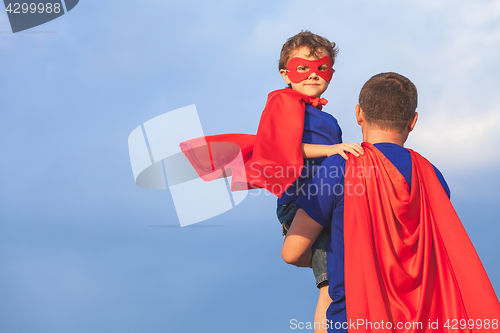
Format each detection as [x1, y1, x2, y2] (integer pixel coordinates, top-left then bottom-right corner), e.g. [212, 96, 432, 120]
[296, 66, 310, 73]
[318, 64, 329, 71]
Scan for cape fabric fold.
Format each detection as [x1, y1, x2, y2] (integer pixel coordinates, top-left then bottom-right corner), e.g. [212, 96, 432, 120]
[180, 89, 327, 197]
[344, 143, 500, 333]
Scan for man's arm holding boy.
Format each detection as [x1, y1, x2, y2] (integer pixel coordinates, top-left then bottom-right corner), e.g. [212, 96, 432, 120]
[281, 156, 343, 267]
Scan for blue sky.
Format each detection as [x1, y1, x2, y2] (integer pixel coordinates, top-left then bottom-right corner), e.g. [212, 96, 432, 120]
[1, 1, 499, 332]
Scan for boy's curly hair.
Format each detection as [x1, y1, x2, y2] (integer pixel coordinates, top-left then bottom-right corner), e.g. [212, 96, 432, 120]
[279, 31, 338, 70]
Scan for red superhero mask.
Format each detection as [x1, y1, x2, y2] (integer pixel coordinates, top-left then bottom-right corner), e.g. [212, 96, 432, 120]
[286, 56, 334, 83]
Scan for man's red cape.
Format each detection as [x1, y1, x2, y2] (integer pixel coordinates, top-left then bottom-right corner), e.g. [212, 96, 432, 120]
[344, 143, 500, 333]
[179, 89, 327, 197]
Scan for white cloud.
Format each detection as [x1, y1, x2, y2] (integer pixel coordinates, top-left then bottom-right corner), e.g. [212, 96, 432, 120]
[409, 101, 500, 168]
[406, 0, 500, 169]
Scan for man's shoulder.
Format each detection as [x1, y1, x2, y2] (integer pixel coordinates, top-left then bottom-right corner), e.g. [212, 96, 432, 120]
[402, 148, 451, 198]
[314, 155, 347, 184]
[405, 148, 443, 174]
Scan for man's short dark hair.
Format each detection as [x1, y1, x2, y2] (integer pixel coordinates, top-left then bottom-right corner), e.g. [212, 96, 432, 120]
[359, 72, 418, 132]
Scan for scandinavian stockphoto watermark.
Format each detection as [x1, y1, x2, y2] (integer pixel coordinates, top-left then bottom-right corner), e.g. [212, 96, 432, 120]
[3, 0, 79, 33]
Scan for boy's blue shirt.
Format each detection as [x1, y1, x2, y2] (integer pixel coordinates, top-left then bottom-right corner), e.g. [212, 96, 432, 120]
[277, 104, 343, 205]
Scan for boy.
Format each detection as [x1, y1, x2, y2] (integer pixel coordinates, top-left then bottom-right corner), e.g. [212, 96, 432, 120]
[181, 31, 363, 331]
[274, 31, 363, 332]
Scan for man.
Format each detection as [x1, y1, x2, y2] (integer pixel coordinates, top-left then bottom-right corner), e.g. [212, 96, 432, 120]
[282, 72, 500, 333]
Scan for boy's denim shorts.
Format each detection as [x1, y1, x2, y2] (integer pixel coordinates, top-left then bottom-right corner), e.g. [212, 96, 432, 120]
[277, 202, 328, 288]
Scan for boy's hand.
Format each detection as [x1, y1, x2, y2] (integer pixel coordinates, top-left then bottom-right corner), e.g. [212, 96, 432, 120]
[326, 143, 364, 160]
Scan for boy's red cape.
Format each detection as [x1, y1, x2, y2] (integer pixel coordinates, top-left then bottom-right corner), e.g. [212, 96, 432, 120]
[344, 143, 500, 333]
[179, 89, 327, 197]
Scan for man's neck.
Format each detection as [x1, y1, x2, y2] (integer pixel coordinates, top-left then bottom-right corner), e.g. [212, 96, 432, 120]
[363, 128, 408, 147]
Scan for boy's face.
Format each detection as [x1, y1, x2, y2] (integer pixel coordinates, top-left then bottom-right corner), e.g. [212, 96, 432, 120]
[280, 46, 331, 98]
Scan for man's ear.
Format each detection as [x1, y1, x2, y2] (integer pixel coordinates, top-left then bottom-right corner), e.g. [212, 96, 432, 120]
[408, 112, 418, 132]
[356, 104, 364, 125]
[280, 69, 292, 85]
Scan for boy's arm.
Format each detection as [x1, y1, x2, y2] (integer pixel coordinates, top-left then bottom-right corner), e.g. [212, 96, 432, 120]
[302, 142, 364, 160]
[281, 208, 324, 267]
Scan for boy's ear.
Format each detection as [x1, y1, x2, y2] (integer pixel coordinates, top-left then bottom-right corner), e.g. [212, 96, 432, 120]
[280, 69, 292, 85]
